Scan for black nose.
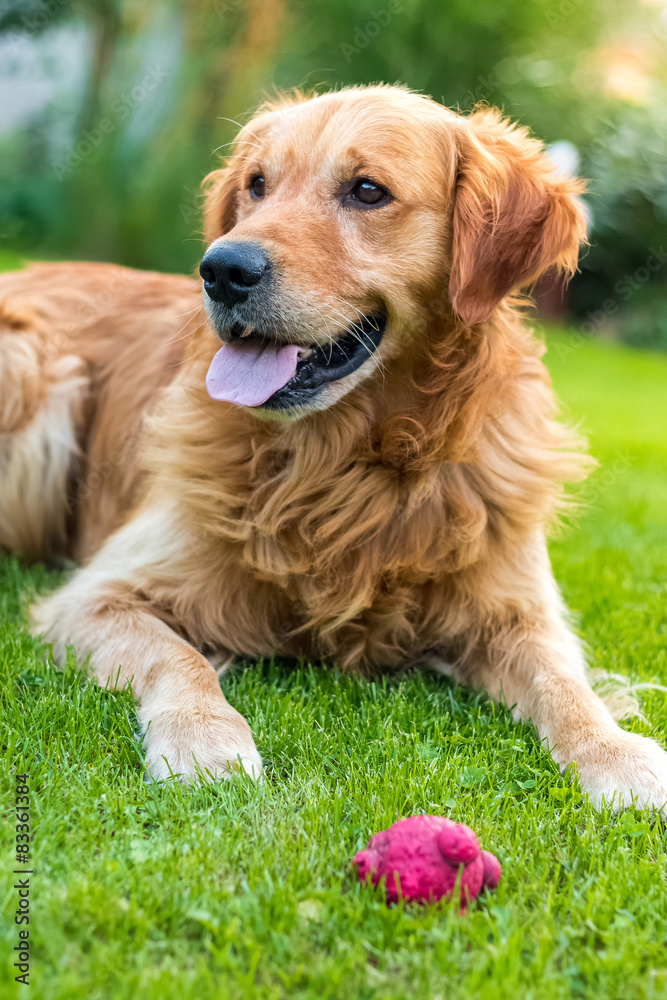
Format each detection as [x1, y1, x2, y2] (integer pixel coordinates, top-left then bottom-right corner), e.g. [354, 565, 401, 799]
[199, 242, 270, 307]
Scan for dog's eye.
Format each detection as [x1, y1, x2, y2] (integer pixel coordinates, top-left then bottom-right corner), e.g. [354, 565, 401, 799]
[344, 177, 392, 209]
[249, 175, 265, 200]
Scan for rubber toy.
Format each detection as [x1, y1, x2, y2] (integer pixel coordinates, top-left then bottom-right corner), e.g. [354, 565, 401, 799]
[354, 815, 501, 907]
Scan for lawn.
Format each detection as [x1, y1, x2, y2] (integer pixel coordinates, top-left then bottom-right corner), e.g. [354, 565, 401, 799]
[2, 323, 667, 999]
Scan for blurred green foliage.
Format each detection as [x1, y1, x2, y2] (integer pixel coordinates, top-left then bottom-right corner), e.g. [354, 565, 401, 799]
[0, 0, 666, 341]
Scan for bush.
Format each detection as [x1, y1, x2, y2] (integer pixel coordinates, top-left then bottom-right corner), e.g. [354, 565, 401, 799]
[617, 288, 667, 352]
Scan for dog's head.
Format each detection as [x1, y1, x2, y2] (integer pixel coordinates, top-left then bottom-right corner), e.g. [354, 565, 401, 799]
[200, 86, 586, 417]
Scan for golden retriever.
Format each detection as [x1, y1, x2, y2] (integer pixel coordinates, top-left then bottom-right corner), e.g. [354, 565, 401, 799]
[2, 85, 666, 809]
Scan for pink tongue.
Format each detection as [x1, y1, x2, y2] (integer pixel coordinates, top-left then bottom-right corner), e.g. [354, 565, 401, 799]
[206, 340, 303, 407]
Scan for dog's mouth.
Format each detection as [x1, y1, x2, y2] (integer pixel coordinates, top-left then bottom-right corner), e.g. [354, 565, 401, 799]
[206, 313, 386, 409]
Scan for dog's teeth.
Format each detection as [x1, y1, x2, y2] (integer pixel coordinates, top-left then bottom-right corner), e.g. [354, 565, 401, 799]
[298, 347, 314, 359]
[241, 325, 253, 339]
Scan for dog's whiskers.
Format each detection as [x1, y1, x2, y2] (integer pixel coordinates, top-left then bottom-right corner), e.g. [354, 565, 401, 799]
[306, 303, 338, 361]
[211, 141, 262, 155]
[216, 117, 264, 145]
[162, 305, 205, 346]
[323, 301, 387, 378]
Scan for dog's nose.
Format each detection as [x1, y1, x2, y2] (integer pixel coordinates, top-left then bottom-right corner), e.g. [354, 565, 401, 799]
[199, 242, 269, 307]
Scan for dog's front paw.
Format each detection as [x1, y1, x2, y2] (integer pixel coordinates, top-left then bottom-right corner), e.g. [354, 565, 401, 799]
[139, 705, 263, 783]
[568, 729, 667, 813]
[30, 590, 70, 662]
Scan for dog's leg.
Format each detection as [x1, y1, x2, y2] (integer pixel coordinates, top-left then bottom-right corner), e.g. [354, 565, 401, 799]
[31, 507, 262, 783]
[457, 545, 667, 812]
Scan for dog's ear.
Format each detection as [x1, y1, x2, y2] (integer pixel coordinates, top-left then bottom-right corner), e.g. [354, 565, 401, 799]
[202, 165, 239, 242]
[449, 109, 587, 327]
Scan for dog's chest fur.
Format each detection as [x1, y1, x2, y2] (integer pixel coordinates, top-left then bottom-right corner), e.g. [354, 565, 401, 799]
[141, 342, 585, 672]
[149, 383, 500, 670]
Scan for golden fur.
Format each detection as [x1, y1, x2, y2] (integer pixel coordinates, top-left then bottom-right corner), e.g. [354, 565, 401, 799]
[2, 85, 666, 806]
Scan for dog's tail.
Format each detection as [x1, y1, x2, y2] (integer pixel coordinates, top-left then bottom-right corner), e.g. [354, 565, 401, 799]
[0, 299, 87, 559]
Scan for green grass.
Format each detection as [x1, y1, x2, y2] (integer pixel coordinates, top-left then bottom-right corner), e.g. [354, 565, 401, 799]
[0, 250, 26, 273]
[2, 330, 667, 1000]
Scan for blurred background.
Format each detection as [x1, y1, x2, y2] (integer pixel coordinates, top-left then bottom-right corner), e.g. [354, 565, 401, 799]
[1, 0, 666, 349]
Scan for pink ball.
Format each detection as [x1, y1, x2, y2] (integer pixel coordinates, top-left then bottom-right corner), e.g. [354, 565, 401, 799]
[354, 815, 501, 908]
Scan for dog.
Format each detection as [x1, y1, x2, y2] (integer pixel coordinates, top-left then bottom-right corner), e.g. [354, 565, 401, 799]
[1, 85, 666, 809]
